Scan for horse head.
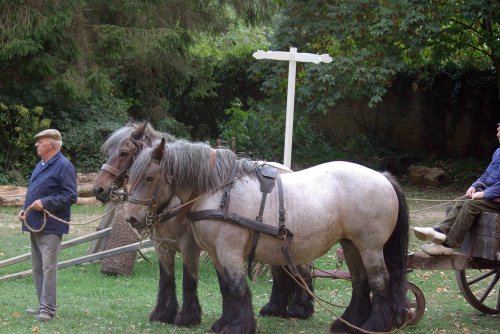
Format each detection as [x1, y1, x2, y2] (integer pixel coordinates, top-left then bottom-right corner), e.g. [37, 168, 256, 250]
[93, 120, 152, 202]
[126, 138, 175, 229]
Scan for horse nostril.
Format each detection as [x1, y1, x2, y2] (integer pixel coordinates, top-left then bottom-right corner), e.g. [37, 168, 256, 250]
[94, 187, 103, 195]
[126, 216, 136, 225]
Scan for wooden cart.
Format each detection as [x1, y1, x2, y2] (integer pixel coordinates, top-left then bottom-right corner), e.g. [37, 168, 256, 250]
[313, 211, 500, 325]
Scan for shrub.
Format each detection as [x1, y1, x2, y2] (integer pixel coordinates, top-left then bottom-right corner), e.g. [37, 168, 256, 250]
[217, 99, 340, 169]
[0, 102, 51, 184]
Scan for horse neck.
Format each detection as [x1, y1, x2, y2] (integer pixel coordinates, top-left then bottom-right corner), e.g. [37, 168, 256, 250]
[168, 144, 234, 196]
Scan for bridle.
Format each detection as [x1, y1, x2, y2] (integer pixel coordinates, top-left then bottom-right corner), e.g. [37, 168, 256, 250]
[127, 160, 170, 227]
[100, 138, 142, 201]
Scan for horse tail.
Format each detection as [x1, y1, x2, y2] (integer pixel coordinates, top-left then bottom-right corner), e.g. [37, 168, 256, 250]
[382, 172, 409, 325]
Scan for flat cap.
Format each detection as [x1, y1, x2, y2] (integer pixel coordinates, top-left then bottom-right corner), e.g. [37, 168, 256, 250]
[34, 129, 62, 141]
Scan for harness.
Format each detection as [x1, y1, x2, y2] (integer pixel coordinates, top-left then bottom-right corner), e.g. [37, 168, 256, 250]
[127, 153, 298, 279]
[188, 162, 298, 279]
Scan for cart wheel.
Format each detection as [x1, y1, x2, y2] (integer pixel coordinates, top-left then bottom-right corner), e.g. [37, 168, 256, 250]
[406, 281, 425, 326]
[456, 268, 500, 314]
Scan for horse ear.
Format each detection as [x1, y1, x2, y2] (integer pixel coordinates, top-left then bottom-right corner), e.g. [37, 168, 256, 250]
[152, 138, 165, 161]
[130, 138, 143, 148]
[143, 135, 152, 147]
[131, 120, 148, 140]
[126, 117, 134, 126]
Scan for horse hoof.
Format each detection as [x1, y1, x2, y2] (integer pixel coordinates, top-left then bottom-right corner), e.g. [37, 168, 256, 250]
[259, 303, 287, 318]
[149, 309, 176, 324]
[211, 318, 228, 333]
[174, 311, 201, 327]
[330, 319, 357, 334]
[286, 303, 314, 319]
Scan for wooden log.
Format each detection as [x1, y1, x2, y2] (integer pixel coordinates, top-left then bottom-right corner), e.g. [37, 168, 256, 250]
[76, 197, 99, 205]
[0, 196, 98, 207]
[0, 239, 153, 281]
[77, 183, 95, 197]
[0, 227, 112, 268]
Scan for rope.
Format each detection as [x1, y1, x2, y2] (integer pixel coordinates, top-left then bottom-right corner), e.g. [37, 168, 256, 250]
[408, 196, 466, 214]
[20, 199, 122, 233]
[283, 265, 412, 334]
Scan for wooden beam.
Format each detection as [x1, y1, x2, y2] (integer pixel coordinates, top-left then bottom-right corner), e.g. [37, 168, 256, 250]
[0, 239, 153, 281]
[0, 228, 111, 268]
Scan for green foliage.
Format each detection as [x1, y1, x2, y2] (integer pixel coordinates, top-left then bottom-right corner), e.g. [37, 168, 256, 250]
[253, 0, 500, 114]
[218, 99, 339, 167]
[0, 102, 51, 184]
[155, 117, 192, 140]
[57, 97, 129, 173]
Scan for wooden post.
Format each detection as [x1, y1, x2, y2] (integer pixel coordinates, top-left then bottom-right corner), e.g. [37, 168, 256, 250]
[253, 48, 332, 168]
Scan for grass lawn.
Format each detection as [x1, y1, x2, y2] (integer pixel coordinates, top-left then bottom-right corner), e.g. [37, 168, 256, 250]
[0, 187, 499, 334]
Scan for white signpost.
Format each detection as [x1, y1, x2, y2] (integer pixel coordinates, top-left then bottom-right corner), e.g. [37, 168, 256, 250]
[253, 47, 332, 168]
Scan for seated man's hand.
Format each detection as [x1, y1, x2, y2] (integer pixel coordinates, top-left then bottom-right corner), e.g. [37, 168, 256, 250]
[465, 186, 476, 198]
[471, 191, 484, 200]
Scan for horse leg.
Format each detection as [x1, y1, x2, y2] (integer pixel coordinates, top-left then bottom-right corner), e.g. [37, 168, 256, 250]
[259, 265, 289, 318]
[330, 240, 371, 334]
[210, 253, 256, 334]
[174, 237, 202, 327]
[260, 264, 314, 319]
[358, 250, 393, 332]
[286, 263, 315, 319]
[149, 247, 178, 324]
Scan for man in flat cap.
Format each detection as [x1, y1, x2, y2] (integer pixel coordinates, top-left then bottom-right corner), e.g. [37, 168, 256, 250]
[413, 123, 500, 255]
[17, 129, 77, 322]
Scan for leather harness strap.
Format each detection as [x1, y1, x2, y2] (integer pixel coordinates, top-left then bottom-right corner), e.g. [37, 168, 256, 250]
[101, 163, 122, 176]
[219, 159, 241, 219]
[189, 210, 282, 236]
[277, 176, 298, 277]
[188, 162, 298, 279]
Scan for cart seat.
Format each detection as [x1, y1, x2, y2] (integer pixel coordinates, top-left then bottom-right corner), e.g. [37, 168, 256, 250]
[458, 211, 500, 261]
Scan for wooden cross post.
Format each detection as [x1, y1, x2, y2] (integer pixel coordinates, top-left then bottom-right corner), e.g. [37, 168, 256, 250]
[253, 47, 332, 168]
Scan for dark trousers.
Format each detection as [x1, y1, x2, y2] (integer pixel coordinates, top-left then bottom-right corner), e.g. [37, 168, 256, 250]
[435, 196, 500, 248]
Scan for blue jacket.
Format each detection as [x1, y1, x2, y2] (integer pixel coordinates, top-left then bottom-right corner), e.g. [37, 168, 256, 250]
[471, 147, 500, 201]
[22, 152, 78, 234]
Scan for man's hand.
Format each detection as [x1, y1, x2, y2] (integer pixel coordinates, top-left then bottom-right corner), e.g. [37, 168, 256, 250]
[465, 186, 476, 198]
[31, 199, 44, 211]
[471, 191, 485, 200]
[17, 210, 25, 221]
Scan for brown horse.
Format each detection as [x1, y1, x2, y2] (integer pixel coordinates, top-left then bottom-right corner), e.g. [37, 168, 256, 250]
[93, 121, 314, 327]
[125, 138, 409, 334]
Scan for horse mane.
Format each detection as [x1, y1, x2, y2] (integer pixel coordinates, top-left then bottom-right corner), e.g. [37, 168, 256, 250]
[101, 120, 176, 154]
[130, 140, 257, 195]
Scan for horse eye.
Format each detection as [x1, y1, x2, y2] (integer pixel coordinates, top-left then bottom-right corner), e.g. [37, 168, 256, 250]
[146, 176, 154, 182]
[120, 151, 129, 157]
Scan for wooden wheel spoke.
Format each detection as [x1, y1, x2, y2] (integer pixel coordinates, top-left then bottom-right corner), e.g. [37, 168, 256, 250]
[478, 273, 499, 303]
[467, 269, 495, 287]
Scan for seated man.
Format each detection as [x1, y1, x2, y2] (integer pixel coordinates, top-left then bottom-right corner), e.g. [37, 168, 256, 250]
[413, 123, 500, 255]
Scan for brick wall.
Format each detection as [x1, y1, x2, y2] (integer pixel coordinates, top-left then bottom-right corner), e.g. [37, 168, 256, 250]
[313, 78, 498, 158]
